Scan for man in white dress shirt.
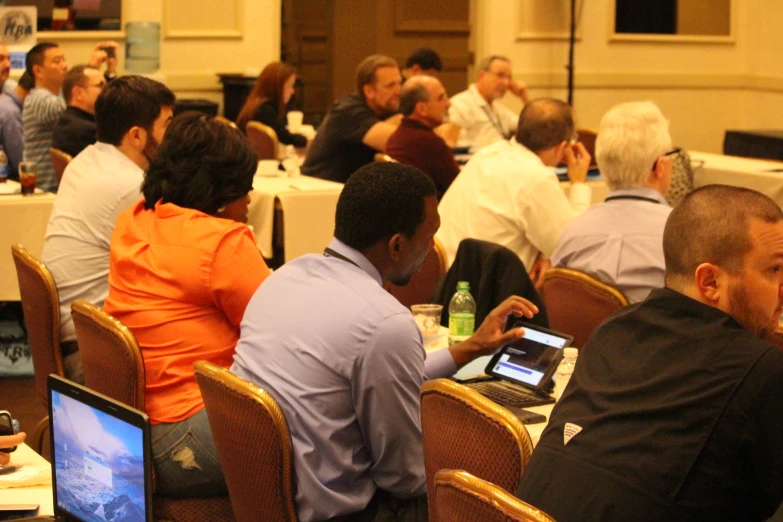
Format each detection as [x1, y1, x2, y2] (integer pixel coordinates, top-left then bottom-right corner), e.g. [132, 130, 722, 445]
[448, 55, 529, 151]
[551, 101, 675, 303]
[437, 98, 592, 287]
[41, 76, 175, 381]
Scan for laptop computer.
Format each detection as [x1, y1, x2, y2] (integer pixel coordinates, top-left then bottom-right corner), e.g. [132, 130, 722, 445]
[47, 375, 153, 522]
[457, 323, 573, 422]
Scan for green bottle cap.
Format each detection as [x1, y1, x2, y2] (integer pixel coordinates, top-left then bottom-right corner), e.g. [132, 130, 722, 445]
[457, 281, 470, 292]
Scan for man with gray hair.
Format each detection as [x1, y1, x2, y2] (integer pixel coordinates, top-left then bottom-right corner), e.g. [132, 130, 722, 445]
[449, 55, 529, 150]
[386, 75, 459, 199]
[551, 101, 675, 302]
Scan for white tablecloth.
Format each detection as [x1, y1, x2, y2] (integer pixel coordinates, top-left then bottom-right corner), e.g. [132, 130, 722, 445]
[248, 173, 343, 262]
[0, 443, 54, 516]
[691, 151, 783, 207]
[0, 181, 56, 301]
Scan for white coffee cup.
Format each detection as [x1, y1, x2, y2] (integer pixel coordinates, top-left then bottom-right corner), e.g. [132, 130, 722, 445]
[287, 111, 304, 133]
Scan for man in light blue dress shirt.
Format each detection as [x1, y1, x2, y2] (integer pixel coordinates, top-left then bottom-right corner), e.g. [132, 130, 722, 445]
[232, 162, 540, 522]
[552, 101, 675, 303]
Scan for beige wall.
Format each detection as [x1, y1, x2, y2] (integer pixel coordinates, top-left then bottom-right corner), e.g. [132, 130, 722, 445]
[34, 0, 281, 111]
[473, 0, 783, 153]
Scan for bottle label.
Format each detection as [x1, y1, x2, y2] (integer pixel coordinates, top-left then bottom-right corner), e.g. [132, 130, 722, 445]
[449, 312, 475, 337]
[0, 164, 7, 178]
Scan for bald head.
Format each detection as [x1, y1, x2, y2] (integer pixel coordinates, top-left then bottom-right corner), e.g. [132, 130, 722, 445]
[399, 75, 450, 127]
[515, 98, 574, 153]
[664, 185, 783, 289]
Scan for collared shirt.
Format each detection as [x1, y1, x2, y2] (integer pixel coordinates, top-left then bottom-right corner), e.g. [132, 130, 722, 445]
[437, 138, 591, 271]
[385, 116, 460, 199]
[448, 84, 518, 151]
[0, 90, 23, 179]
[518, 288, 783, 522]
[42, 142, 144, 343]
[51, 106, 97, 158]
[551, 187, 671, 303]
[231, 238, 457, 522]
[23, 87, 66, 192]
[105, 200, 270, 425]
[302, 93, 384, 183]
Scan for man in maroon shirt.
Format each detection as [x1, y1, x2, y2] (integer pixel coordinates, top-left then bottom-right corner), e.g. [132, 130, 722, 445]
[386, 75, 460, 199]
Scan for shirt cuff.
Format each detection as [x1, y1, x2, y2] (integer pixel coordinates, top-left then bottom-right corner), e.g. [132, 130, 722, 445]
[424, 347, 457, 380]
[568, 181, 592, 209]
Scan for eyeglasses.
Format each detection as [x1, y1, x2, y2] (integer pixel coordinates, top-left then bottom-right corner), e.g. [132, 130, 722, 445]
[652, 147, 681, 170]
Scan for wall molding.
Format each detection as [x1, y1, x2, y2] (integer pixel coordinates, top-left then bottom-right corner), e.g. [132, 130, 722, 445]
[519, 70, 783, 93]
[162, 0, 244, 39]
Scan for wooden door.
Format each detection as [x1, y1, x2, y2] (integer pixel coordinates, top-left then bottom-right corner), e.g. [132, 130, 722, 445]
[331, 0, 472, 102]
[282, 0, 333, 126]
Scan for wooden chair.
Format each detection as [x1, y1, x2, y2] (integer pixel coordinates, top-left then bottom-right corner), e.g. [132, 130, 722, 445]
[11, 244, 66, 454]
[420, 379, 533, 522]
[214, 115, 239, 129]
[70, 300, 235, 522]
[50, 147, 73, 184]
[541, 268, 629, 349]
[246, 121, 280, 160]
[434, 469, 558, 522]
[373, 152, 396, 163]
[385, 237, 448, 309]
[194, 361, 298, 522]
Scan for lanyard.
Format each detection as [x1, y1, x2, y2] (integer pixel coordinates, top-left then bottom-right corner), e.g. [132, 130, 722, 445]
[480, 105, 509, 139]
[324, 247, 360, 269]
[604, 195, 662, 205]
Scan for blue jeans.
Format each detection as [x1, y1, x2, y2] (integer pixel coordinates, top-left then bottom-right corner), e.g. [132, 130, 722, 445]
[150, 408, 228, 497]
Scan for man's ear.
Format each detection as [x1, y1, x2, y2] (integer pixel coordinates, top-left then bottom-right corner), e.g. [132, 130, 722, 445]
[694, 263, 723, 303]
[127, 126, 145, 149]
[387, 233, 403, 262]
[362, 83, 374, 101]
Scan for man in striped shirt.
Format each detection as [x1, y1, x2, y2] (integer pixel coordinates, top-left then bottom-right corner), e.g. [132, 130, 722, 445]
[23, 41, 116, 192]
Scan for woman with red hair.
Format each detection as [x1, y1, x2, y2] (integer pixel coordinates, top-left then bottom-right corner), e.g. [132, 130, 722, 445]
[236, 61, 307, 148]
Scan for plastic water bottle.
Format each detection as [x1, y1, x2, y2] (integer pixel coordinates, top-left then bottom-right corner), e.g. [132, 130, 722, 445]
[448, 281, 476, 346]
[0, 148, 8, 183]
[554, 347, 579, 399]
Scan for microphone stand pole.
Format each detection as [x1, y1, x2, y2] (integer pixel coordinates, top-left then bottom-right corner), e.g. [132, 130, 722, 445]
[567, 0, 576, 106]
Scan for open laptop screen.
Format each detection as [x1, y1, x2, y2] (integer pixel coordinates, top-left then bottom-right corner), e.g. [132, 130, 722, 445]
[49, 375, 152, 522]
[485, 324, 573, 392]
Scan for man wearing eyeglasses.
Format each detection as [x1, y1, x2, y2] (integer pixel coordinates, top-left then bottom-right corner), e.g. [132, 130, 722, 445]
[51, 65, 107, 158]
[449, 55, 529, 151]
[551, 101, 675, 303]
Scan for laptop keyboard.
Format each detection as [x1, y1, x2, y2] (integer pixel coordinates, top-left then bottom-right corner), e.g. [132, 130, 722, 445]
[468, 381, 554, 408]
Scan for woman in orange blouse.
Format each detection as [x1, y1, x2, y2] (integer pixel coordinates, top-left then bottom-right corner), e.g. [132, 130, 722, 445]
[105, 112, 270, 497]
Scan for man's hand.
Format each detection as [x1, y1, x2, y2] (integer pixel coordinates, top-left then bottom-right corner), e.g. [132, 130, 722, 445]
[508, 80, 530, 104]
[0, 432, 26, 466]
[529, 255, 552, 291]
[88, 41, 119, 72]
[564, 141, 591, 184]
[448, 296, 539, 367]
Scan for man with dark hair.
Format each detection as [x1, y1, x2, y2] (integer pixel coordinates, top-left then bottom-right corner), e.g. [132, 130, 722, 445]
[401, 47, 442, 82]
[41, 76, 175, 381]
[302, 54, 403, 183]
[232, 162, 540, 521]
[437, 98, 591, 286]
[23, 41, 118, 192]
[51, 65, 106, 157]
[449, 55, 530, 150]
[386, 75, 459, 199]
[0, 41, 33, 180]
[517, 184, 783, 522]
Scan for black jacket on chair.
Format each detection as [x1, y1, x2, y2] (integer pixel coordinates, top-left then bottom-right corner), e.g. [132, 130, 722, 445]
[432, 238, 548, 329]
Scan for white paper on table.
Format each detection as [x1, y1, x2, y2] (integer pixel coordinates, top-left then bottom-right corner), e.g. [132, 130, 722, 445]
[0, 464, 52, 488]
